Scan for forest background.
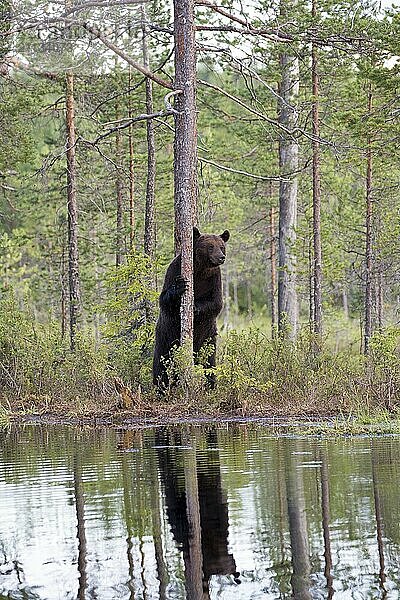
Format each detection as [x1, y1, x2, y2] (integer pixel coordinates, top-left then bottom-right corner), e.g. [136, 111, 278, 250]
[0, 0, 399, 417]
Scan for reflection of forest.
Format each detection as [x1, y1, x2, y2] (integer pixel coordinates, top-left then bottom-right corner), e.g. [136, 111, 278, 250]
[1, 426, 400, 599]
[156, 428, 238, 598]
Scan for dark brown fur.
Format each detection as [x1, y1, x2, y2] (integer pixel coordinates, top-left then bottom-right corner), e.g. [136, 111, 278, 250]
[153, 227, 230, 390]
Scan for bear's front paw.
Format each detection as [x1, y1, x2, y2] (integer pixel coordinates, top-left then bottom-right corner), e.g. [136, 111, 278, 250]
[173, 275, 187, 296]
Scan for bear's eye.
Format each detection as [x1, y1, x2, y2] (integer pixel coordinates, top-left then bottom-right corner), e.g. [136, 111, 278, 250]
[208, 244, 214, 251]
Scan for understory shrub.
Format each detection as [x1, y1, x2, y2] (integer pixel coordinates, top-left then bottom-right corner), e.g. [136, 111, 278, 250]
[0, 293, 111, 406]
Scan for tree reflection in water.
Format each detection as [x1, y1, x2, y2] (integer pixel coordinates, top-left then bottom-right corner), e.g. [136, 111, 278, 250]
[156, 428, 239, 598]
[1, 426, 400, 599]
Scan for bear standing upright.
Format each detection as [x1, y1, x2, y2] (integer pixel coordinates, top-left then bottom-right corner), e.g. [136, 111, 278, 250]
[153, 227, 230, 391]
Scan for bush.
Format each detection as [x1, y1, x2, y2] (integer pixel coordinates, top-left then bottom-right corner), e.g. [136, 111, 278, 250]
[101, 252, 157, 388]
[0, 293, 112, 408]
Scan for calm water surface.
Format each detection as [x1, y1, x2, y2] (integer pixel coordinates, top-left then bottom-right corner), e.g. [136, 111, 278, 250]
[0, 424, 399, 599]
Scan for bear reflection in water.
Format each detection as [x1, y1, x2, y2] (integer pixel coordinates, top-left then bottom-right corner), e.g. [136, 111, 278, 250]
[156, 428, 240, 596]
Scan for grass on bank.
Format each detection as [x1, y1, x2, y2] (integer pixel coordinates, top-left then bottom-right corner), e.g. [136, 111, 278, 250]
[0, 291, 399, 425]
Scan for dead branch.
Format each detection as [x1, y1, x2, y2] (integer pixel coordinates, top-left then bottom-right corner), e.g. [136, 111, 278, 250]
[81, 22, 174, 89]
[199, 157, 283, 181]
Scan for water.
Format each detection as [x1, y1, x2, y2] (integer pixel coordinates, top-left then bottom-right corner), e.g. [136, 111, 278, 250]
[0, 424, 399, 599]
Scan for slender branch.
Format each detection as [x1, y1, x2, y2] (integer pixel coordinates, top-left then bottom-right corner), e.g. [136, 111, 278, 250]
[89, 92, 182, 144]
[81, 21, 173, 89]
[199, 157, 283, 181]
[64, 0, 146, 16]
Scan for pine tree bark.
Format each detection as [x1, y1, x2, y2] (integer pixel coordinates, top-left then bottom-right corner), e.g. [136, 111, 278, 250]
[312, 0, 323, 344]
[173, 0, 197, 347]
[142, 5, 156, 261]
[278, 41, 299, 339]
[66, 70, 81, 351]
[364, 85, 373, 354]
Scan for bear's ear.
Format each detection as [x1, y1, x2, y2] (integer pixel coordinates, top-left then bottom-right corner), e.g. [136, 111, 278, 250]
[193, 227, 201, 241]
[220, 230, 230, 242]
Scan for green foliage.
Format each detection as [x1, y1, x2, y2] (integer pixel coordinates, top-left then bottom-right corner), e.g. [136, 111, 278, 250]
[367, 327, 400, 408]
[101, 252, 158, 387]
[0, 292, 111, 407]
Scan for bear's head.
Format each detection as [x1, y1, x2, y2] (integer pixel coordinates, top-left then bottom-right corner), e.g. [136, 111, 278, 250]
[193, 227, 230, 268]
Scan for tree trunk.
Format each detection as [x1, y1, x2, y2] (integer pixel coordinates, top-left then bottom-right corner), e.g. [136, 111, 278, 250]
[364, 85, 373, 354]
[269, 206, 277, 337]
[223, 266, 230, 331]
[60, 238, 67, 339]
[142, 5, 156, 261]
[73, 452, 87, 600]
[309, 222, 314, 334]
[173, 0, 197, 348]
[115, 101, 124, 267]
[128, 66, 136, 251]
[371, 443, 387, 595]
[183, 435, 203, 599]
[285, 443, 312, 600]
[312, 0, 322, 345]
[278, 33, 299, 339]
[66, 70, 81, 351]
[320, 448, 334, 599]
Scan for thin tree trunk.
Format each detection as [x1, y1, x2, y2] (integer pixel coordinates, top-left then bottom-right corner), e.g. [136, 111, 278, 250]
[376, 264, 383, 330]
[371, 443, 387, 597]
[312, 0, 322, 345]
[183, 436, 203, 600]
[247, 281, 252, 319]
[66, 70, 81, 351]
[342, 285, 349, 321]
[223, 266, 230, 331]
[73, 452, 87, 600]
[115, 100, 124, 267]
[128, 66, 136, 251]
[142, 5, 156, 261]
[60, 239, 67, 339]
[320, 448, 334, 599]
[278, 33, 299, 339]
[364, 85, 373, 354]
[309, 222, 314, 334]
[173, 0, 197, 348]
[269, 206, 277, 337]
[285, 443, 312, 600]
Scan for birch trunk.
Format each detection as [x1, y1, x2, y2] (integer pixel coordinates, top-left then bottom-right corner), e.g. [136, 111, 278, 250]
[66, 70, 81, 351]
[278, 45, 299, 339]
[173, 0, 197, 347]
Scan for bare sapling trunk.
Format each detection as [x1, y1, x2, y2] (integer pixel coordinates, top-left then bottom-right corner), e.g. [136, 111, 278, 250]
[60, 238, 67, 339]
[142, 5, 156, 262]
[312, 0, 323, 347]
[128, 67, 136, 251]
[364, 85, 373, 354]
[173, 0, 197, 349]
[269, 206, 277, 337]
[278, 39, 299, 339]
[309, 222, 314, 333]
[66, 70, 81, 351]
[115, 101, 124, 267]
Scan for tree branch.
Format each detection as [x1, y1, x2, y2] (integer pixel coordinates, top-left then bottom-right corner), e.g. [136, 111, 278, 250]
[81, 21, 174, 89]
[199, 157, 283, 181]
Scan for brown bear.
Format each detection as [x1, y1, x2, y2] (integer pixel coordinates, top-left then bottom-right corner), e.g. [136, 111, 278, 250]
[153, 227, 230, 391]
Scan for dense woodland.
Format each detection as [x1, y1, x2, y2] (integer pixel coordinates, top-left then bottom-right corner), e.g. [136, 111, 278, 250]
[0, 0, 399, 412]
